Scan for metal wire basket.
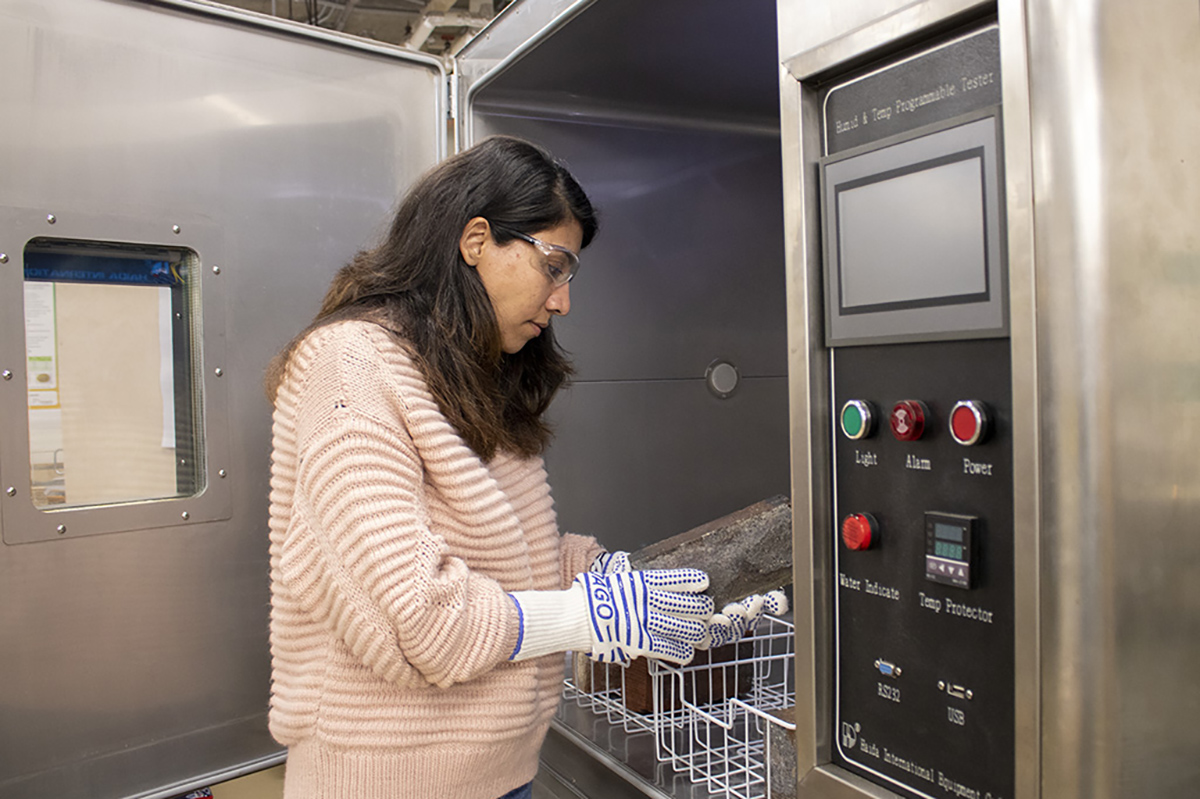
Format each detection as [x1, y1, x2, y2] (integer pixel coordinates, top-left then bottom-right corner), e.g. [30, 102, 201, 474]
[563, 615, 796, 799]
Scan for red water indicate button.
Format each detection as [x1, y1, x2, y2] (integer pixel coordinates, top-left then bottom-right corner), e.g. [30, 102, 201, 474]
[889, 400, 928, 441]
[950, 400, 990, 446]
[842, 512, 877, 551]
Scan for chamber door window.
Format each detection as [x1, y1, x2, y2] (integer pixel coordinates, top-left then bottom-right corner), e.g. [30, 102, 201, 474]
[23, 238, 203, 509]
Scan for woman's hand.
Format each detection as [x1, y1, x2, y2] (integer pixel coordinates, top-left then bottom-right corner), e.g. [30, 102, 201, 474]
[573, 568, 713, 665]
[589, 550, 631, 575]
[697, 589, 789, 650]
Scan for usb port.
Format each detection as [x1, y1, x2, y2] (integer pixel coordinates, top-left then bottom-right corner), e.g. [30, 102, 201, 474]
[874, 659, 901, 678]
[946, 683, 968, 699]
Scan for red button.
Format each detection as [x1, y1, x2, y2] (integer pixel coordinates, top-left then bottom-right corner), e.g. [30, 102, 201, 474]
[889, 400, 928, 441]
[842, 513, 877, 551]
[950, 400, 989, 446]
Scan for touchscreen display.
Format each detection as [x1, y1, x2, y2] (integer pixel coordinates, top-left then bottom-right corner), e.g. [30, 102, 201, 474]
[837, 152, 987, 312]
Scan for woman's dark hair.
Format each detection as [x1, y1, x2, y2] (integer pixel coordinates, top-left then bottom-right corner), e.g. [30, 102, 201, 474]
[264, 135, 598, 460]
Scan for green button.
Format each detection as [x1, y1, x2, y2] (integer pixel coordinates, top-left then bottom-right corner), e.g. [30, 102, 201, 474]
[842, 404, 864, 437]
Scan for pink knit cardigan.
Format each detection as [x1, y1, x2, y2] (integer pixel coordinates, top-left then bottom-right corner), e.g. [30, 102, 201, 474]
[267, 320, 600, 799]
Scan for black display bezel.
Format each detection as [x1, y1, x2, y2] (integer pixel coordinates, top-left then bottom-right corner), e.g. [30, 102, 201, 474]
[821, 109, 1007, 346]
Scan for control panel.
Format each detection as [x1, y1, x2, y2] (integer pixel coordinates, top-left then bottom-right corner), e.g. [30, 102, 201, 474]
[820, 25, 1013, 799]
[831, 341, 1013, 799]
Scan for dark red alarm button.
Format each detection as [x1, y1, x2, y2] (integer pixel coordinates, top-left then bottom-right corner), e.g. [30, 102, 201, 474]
[950, 400, 989, 446]
[842, 513, 877, 551]
[889, 400, 928, 441]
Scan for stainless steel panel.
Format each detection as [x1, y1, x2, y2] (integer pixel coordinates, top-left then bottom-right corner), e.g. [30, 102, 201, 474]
[995, 3, 1040, 798]
[777, 65, 832, 781]
[0, 1, 443, 796]
[777, 0, 930, 66]
[464, 0, 782, 134]
[455, 0, 594, 150]
[543, 713, 676, 799]
[462, 0, 786, 383]
[782, 0, 1200, 797]
[472, 115, 787, 382]
[779, 0, 992, 81]
[800, 767, 900, 799]
[545, 377, 790, 551]
[458, 0, 589, 67]
[1027, 2, 1200, 797]
[779, 3, 1024, 798]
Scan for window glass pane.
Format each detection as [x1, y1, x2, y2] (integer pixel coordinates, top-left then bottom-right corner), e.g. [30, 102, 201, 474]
[23, 238, 203, 509]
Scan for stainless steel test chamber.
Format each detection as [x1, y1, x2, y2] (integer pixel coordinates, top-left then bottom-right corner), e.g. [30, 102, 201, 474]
[2, 1, 1197, 798]
[0, 1, 788, 797]
[778, 2, 1200, 799]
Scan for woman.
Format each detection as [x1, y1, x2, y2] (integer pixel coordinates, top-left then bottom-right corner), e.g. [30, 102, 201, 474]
[264, 136, 725, 799]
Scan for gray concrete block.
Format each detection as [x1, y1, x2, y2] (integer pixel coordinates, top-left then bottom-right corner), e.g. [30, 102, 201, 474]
[766, 706, 798, 799]
[629, 494, 793, 609]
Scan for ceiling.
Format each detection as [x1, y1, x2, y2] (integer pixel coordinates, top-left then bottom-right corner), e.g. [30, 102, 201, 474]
[469, 0, 782, 129]
[211, 0, 511, 54]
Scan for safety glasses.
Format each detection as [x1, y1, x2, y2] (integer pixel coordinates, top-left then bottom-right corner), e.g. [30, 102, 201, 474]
[492, 225, 580, 287]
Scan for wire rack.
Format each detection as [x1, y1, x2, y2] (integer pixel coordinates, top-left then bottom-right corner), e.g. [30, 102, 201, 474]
[563, 616, 796, 799]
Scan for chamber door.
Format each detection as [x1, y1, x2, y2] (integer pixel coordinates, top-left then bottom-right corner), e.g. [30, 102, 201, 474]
[0, 2, 443, 797]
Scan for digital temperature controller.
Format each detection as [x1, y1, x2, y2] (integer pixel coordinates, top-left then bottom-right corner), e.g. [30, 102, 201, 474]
[925, 512, 977, 589]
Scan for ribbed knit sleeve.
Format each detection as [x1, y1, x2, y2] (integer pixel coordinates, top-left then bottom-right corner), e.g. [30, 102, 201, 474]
[278, 324, 518, 689]
[559, 532, 604, 588]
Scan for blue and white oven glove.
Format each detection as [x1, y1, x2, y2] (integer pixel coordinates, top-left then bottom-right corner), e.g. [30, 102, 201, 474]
[508, 568, 713, 665]
[697, 589, 789, 650]
[589, 549, 632, 575]
[587, 550, 790, 650]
